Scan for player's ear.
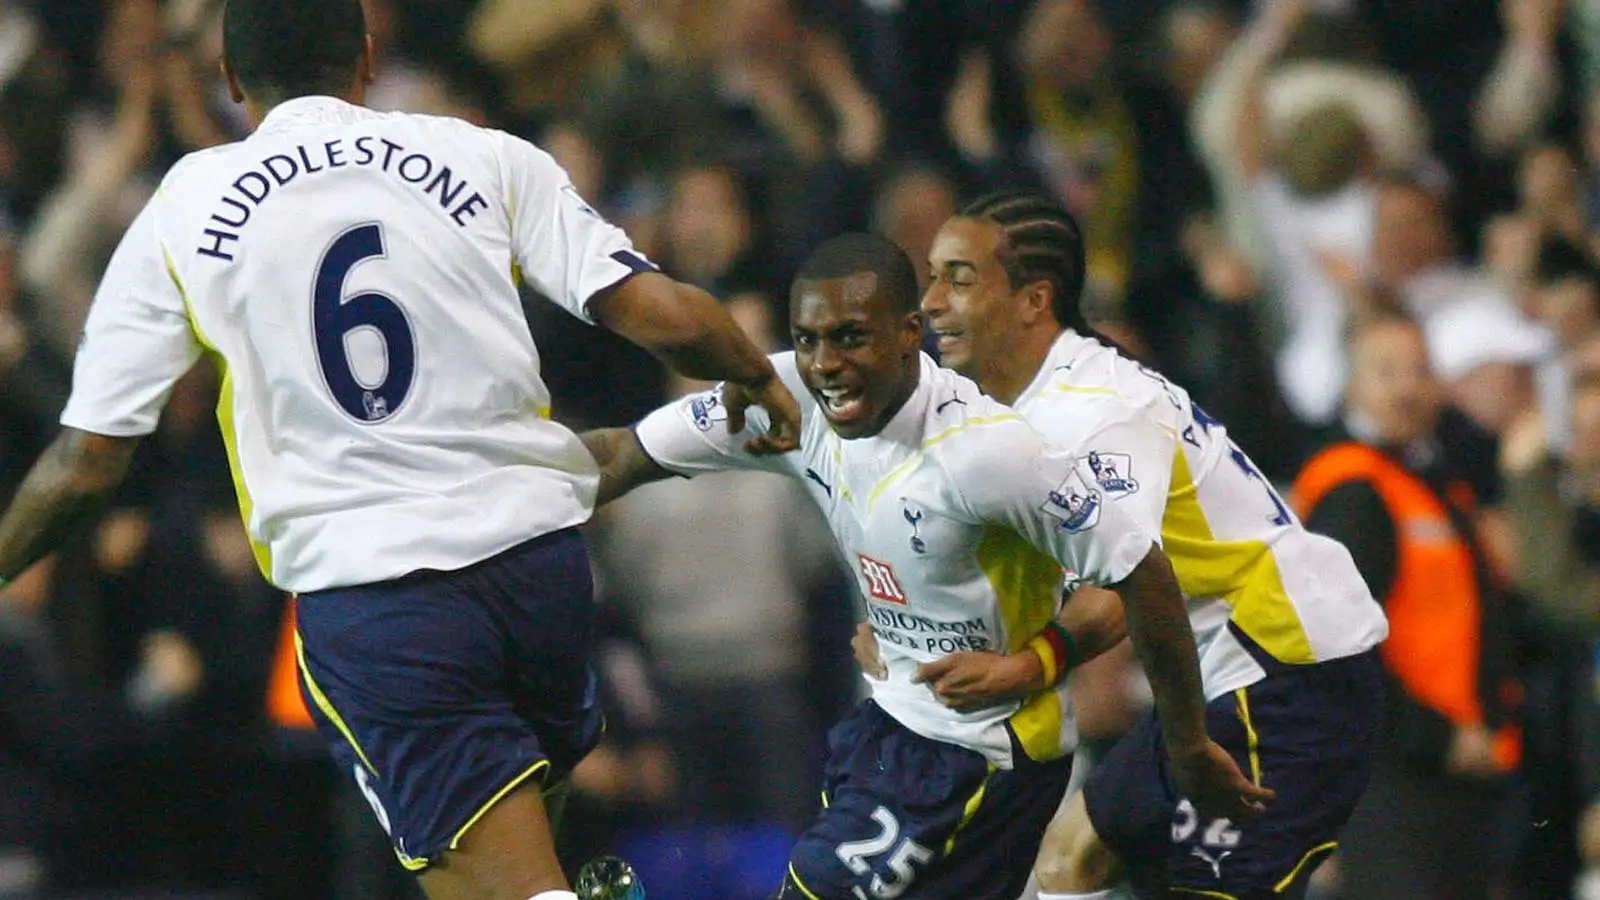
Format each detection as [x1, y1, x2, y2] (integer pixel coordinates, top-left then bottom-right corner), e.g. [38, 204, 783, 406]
[902, 309, 925, 354]
[1021, 279, 1053, 325]
[360, 34, 376, 87]
[222, 59, 245, 104]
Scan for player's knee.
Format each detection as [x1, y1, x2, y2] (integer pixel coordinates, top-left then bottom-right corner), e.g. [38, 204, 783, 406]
[1034, 802, 1119, 892]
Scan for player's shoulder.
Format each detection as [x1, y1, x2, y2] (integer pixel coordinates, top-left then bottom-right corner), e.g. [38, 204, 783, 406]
[765, 350, 817, 416]
[919, 361, 1039, 475]
[921, 356, 1019, 435]
[154, 141, 250, 203]
[1025, 333, 1189, 430]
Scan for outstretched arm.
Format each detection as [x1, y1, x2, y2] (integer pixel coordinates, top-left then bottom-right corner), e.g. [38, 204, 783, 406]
[590, 274, 800, 455]
[580, 427, 674, 507]
[0, 428, 139, 587]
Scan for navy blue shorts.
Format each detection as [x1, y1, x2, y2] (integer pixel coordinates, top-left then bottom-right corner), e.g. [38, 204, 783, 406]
[786, 700, 1073, 900]
[293, 527, 603, 871]
[1084, 649, 1384, 899]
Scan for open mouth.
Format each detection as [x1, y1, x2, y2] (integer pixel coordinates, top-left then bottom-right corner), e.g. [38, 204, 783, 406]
[816, 385, 869, 423]
[932, 328, 964, 353]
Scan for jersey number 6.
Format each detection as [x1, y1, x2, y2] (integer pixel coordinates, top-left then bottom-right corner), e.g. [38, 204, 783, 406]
[313, 223, 416, 424]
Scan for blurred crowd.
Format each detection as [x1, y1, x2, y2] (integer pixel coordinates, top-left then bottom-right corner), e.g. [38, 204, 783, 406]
[1, 0, 1600, 898]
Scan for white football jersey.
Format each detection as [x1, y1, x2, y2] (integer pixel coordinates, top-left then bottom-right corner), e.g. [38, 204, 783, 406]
[60, 97, 654, 592]
[1015, 331, 1389, 699]
[636, 352, 1157, 768]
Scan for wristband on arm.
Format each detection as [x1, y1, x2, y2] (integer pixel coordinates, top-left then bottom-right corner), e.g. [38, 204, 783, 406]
[1025, 620, 1078, 687]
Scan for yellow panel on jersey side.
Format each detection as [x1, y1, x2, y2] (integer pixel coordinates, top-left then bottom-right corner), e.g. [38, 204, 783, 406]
[1161, 450, 1315, 665]
[975, 525, 1066, 762]
[975, 525, 1060, 653]
[163, 245, 274, 581]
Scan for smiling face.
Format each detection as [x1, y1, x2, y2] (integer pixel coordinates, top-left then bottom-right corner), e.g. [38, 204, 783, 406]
[790, 272, 923, 439]
[922, 217, 1030, 381]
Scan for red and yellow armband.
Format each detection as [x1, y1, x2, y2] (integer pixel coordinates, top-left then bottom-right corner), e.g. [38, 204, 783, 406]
[1025, 620, 1078, 687]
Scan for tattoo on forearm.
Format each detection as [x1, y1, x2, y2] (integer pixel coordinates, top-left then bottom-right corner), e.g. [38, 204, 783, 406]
[0, 430, 136, 580]
[581, 428, 671, 506]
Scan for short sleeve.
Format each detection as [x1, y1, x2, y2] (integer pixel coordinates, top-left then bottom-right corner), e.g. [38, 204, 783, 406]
[1066, 410, 1177, 541]
[950, 419, 1156, 585]
[58, 196, 203, 437]
[498, 131, 656, 324]
[634, 352, 807, 478]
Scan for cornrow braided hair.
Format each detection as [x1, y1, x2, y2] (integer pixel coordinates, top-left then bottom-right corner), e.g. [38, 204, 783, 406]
[958, 190, 1090, 334]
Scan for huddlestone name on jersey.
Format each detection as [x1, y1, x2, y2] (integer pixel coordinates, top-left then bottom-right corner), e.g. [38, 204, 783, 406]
[197, 137, 491, 262]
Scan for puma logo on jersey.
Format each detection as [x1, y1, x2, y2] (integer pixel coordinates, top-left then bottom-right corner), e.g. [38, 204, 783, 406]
[935, 396, 967, 414]
[805, 468, 833, 497]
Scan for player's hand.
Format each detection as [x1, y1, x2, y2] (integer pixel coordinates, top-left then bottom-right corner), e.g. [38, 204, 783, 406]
[1168, 738, 1276, 820]
[913, 650, 1046, 712]
[723, 374, 801, 455]
[853, 621, 887, 680]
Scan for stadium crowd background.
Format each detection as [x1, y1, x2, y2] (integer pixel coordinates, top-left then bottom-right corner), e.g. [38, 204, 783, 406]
[0, 0, 1598, 897]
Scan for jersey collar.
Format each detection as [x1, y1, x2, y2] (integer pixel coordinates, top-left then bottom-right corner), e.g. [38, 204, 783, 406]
[869, 354, 938, 448]
[256, 95, 376, 136]
[1015, 329, 1097, 408]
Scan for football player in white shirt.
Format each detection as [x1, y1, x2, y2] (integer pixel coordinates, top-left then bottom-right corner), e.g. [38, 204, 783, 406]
[902, 190, 1390, 900]
[581, 233, 1271, 900]
[0, 2, 801, 899]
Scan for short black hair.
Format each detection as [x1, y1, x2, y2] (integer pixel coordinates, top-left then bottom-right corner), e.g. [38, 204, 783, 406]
[794, 233, 920, 315]
[958, 190, 1088, 332]
[223, 0, 367, 98]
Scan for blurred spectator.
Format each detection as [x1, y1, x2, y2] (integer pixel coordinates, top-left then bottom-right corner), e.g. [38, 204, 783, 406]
[1472, 0, 1569, 161]
[1337, 173, 1556, 445]
[1293, 314, 1521, 900]
[1527, 234, 1600, 451]
[1122, 210, 1302, 477]
[871, 164, 958, 290]
[12, 0, 1600, 893]
[0, 552, 213, 898]
[19, 0, 160, 363]
[587, 296, 846, 833]
[1516, 140, 1587, 243]
[1422, 292, 1552, 437]
[1194, 0, 1428, 276]
[1500, 376, 1600, 900]
[556, 602, 677, 879]
[1004, 0, 1210, 309]
[1362, 0, 1580, 239]
[1218, 0, 1397, 426]
[1502, 376, 1600, 636]
[658, 163, 775, 304]
[0, 13, 71, 227]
